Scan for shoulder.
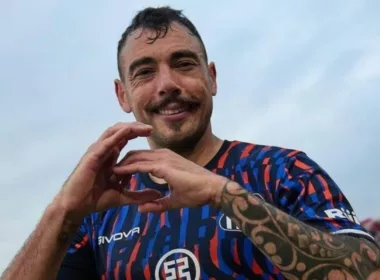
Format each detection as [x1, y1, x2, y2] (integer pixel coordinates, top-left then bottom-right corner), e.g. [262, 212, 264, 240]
[226, 140, 307, 167]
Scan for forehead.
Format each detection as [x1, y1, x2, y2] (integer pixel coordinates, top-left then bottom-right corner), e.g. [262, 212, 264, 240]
[120, 22, 205, 71]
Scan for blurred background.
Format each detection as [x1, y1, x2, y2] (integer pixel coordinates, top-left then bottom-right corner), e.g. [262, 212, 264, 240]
[0, 0, 379, 272]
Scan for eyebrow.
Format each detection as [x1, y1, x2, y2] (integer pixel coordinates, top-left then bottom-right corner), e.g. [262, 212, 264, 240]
[128, 56, 156, 76]
[170, 50, 200, 62]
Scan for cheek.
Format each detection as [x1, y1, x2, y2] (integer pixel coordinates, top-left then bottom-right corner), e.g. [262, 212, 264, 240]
[185, 77, 212, 98]
[129, 85, 153, 113]
[129, 97, 147, 120]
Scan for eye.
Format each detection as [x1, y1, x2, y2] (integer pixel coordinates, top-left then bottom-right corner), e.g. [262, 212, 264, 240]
[176, 61, 196, 69]
[135, 68, 154, 77]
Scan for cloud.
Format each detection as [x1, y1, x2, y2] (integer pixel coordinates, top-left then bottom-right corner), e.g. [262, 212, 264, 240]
[0, 0, 379, 273]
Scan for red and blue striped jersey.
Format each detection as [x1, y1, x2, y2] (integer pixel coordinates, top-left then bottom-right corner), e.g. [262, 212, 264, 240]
[57, 140, 374, 279]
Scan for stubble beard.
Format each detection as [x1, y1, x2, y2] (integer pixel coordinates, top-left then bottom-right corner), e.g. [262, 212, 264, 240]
[150, 105, 213, 155]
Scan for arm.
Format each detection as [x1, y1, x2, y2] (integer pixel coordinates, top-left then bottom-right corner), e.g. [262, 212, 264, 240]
[1, 123, 159, 280]
[215, 151, 380, 279]
[0, 202, 80, 280]
[219, 180, 380, 279]
[112, 147, 380, 278]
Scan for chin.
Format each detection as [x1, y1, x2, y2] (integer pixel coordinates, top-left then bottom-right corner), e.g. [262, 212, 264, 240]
[151, 124, 206, 153]
[147, 105, 212, 152]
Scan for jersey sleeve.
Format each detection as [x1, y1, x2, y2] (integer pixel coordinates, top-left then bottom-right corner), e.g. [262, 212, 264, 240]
[56, 218, 98, 280]
[275, 152, 374, 241]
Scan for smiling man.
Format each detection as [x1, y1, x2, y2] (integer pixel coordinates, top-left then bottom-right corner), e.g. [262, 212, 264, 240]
[2, 6, 380, 280]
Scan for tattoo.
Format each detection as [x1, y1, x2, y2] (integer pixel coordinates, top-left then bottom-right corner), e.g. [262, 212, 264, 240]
[220, 181, 380, 279]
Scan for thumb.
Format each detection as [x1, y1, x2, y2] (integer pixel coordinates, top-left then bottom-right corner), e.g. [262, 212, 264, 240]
[100, 188, 163, 210]
[138, 195, 175, 213]
[122, 189, 164, 204]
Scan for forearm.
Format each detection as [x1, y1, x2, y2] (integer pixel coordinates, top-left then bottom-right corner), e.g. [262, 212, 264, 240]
[1, 202, 80, 280]
[219, 180, 380, 279]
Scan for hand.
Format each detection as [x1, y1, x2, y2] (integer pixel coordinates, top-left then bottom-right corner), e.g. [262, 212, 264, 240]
[54, 122, 162, 224]
[113, 148, 228, 212]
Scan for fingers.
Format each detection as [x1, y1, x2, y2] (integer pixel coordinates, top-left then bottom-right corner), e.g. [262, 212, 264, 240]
[113, 161, 164, 179]
[108, 172, 131, 186]
[123, 189, 163, 204]
[117, 150, 154, 167]
[96, 188, 163, 211]
[93, 123, 152, 161]
[116, 148, 174, 168]
[98, 122, 151, 141]
[138, 196, 174, 213]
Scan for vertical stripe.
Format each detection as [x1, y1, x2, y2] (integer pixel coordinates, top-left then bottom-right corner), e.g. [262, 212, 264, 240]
[114, 260, 121, 280]
[209, 217, 219, 269]
[126, 214, 148, 280]
[179, 208, 189, 246]
[108, 208, 128, 278]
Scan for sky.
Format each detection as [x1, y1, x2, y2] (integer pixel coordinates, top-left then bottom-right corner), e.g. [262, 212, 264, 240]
[0, 0, 379, 273]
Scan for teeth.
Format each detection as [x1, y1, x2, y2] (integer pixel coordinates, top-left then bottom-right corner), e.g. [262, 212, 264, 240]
[158, 108, 185, 115]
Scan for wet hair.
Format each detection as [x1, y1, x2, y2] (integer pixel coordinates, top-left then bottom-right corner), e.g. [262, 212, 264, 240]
[117, 6, 208, 78]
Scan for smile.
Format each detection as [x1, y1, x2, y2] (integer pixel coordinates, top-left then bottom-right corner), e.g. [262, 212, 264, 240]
[158, 108, 186, 115]
[154, 102, 199, 115]
[152, 102, 199, 121]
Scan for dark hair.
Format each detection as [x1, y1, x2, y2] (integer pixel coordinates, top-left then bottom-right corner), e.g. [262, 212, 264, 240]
[117, 6, 208, 78]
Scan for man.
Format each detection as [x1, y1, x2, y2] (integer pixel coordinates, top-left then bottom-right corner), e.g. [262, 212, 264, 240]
[2, 6, 380, 280]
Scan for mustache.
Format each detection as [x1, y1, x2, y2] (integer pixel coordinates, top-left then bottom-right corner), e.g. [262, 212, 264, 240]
[146, 94, 200, 112]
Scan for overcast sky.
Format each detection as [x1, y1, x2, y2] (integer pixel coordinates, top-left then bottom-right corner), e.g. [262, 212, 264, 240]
[1, 0, 379, 273]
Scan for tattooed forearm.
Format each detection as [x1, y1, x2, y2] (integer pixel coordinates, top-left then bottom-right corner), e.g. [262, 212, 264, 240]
[220, 181, 380, 280]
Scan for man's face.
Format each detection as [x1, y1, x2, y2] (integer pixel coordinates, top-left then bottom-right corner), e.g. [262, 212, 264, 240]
[115, 22, 217, 151]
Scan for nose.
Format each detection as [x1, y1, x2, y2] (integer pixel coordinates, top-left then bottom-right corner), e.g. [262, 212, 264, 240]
[156, 65, 181, 96]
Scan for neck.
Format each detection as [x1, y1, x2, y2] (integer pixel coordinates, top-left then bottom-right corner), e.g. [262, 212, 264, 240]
[179, 125, 223, 167]
[147, 124, 223, 184]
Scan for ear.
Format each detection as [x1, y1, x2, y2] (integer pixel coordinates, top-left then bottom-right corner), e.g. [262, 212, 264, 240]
[114, 79, 132, 113]
[208, 62, 217, 96]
